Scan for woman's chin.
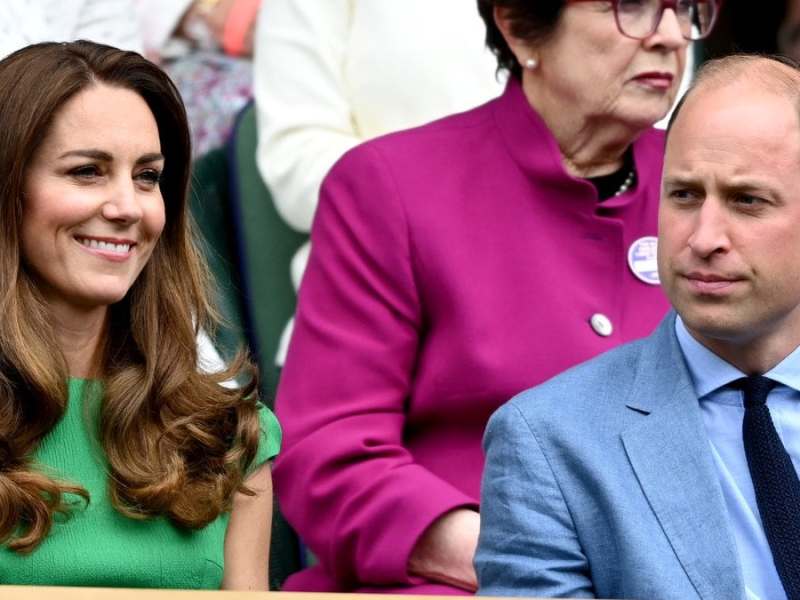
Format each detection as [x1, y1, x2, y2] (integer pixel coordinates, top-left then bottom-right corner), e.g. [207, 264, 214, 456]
[63, 289, 131, 312]
[619, 106, 671, 131]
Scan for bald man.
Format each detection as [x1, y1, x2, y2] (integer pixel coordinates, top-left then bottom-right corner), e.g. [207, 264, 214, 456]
[476, 54, 800, 600]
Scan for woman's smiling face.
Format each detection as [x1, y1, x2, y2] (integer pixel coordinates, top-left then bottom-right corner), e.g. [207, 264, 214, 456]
[21, 83, 166, 313]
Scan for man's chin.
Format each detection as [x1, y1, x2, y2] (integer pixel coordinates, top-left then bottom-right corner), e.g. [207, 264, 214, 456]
[678, 309, 751, 347]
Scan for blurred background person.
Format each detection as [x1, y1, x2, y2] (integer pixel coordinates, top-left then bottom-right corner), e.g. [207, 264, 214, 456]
[273, 0, 719, 593]
[0, 41, 278, 589]
[253, 0, 504, 365]
[779, 1, 800, 61]
[0, 0, 142, 59]
[700, 1, 787, 60]
[134, 0, 261, 157]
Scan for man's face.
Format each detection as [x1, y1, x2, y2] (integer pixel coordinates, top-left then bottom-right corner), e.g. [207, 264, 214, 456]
[658, 82, 800, 360]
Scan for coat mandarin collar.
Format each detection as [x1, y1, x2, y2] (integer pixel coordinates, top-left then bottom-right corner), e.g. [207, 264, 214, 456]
[491, 76, 664, 208]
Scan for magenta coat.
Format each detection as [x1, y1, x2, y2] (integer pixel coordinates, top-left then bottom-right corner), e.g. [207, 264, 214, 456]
[273, 78, 671, 593]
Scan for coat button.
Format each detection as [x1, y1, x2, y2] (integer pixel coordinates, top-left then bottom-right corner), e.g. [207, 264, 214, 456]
[590, 313, 613, 337]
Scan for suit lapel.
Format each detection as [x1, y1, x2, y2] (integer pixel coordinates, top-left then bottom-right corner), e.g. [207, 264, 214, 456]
[621, 314, 744, 600]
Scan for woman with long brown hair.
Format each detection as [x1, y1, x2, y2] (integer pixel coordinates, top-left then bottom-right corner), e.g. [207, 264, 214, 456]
[0, 40, 278, 589]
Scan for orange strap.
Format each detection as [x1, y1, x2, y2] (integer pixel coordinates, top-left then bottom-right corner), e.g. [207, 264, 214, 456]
[222, 0, 261, 56]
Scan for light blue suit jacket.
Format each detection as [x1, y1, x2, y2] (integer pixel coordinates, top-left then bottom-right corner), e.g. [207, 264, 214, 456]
[476, 313, 745, 599]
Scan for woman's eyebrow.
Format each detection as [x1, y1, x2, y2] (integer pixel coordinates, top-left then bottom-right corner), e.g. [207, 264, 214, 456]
[56, 149, 164, 165]
[58, 148, 112, 161]
[136, 152, 165, 165]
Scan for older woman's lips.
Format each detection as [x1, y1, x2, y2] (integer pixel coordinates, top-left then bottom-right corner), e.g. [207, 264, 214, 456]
[633, 72, 674, 90]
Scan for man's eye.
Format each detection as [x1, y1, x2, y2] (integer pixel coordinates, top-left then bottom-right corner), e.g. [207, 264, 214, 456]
[668, 188, 699, 202]
[734, 194, 764, 207]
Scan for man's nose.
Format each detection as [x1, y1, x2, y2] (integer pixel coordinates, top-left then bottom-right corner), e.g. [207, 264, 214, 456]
[687, 199, 730, 258]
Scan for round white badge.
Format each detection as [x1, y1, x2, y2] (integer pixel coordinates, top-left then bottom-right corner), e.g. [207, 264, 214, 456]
[627, 236, 659, 285]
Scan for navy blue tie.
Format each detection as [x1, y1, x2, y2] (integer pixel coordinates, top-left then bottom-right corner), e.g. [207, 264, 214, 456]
[737, 375, 800, 600]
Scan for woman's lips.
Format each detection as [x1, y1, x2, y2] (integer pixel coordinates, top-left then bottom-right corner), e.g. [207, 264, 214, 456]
[633, 72, 675, 90]
[74, 235, 137, 263]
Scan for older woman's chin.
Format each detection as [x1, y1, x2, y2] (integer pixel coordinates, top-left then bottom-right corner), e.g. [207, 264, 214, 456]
[619, 97, 679, 131]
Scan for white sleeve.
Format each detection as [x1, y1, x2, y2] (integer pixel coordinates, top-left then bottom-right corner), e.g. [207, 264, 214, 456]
[74, 0, 144, 54]
[132, 0, 193, 56]
[0, 1, 46, 60]
[253, 0, 359, 233]
[0, 0, 142, 59]
[196, 327, 226, 374]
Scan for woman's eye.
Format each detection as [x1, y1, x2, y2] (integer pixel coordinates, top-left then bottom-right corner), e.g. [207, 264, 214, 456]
[69, 164, 101, 179]
[677, 0, 701, 10]
[617, 0, 647, 11]
[135, 169, 162, 188]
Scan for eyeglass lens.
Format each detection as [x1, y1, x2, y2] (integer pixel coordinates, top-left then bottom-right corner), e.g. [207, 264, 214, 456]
[616, 0, 717, 40]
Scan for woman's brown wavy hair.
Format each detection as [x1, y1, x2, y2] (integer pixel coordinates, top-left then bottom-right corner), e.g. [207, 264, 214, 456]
[0, 40, 262, 553]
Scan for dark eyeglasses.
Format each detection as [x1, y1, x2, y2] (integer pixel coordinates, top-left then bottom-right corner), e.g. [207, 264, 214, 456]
[566, 0, 722, 41]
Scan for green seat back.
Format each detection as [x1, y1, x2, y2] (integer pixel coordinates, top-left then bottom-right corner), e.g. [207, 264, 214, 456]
[227, 102, 309, 403]
[189, 147, 248, 361]
[227, 102, 307, 590]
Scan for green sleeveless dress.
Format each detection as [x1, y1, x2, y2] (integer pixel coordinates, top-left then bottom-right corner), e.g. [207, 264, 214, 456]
[0, 378, 281, 588]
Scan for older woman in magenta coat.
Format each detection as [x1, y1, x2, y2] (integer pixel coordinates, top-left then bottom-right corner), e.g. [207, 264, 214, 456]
[273, 0, 716, 593]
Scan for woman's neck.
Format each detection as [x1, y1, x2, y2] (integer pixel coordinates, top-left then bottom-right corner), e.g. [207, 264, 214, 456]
[521, 75, 641, 179]
[47, 301, 108, 379]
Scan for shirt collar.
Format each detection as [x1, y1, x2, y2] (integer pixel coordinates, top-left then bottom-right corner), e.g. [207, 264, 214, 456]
[675, 316, 800, 398]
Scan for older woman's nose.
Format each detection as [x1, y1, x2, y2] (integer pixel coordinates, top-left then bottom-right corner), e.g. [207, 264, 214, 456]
[647, 8, 688, 49]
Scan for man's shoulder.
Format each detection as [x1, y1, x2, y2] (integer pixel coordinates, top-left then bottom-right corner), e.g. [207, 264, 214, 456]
[505, 334, 654, 427]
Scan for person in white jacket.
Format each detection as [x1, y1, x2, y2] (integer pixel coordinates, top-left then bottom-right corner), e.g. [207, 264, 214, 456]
[133, 0, 261, 156]
[0, 0, 142, 59]
[253, 0, 503, 365]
